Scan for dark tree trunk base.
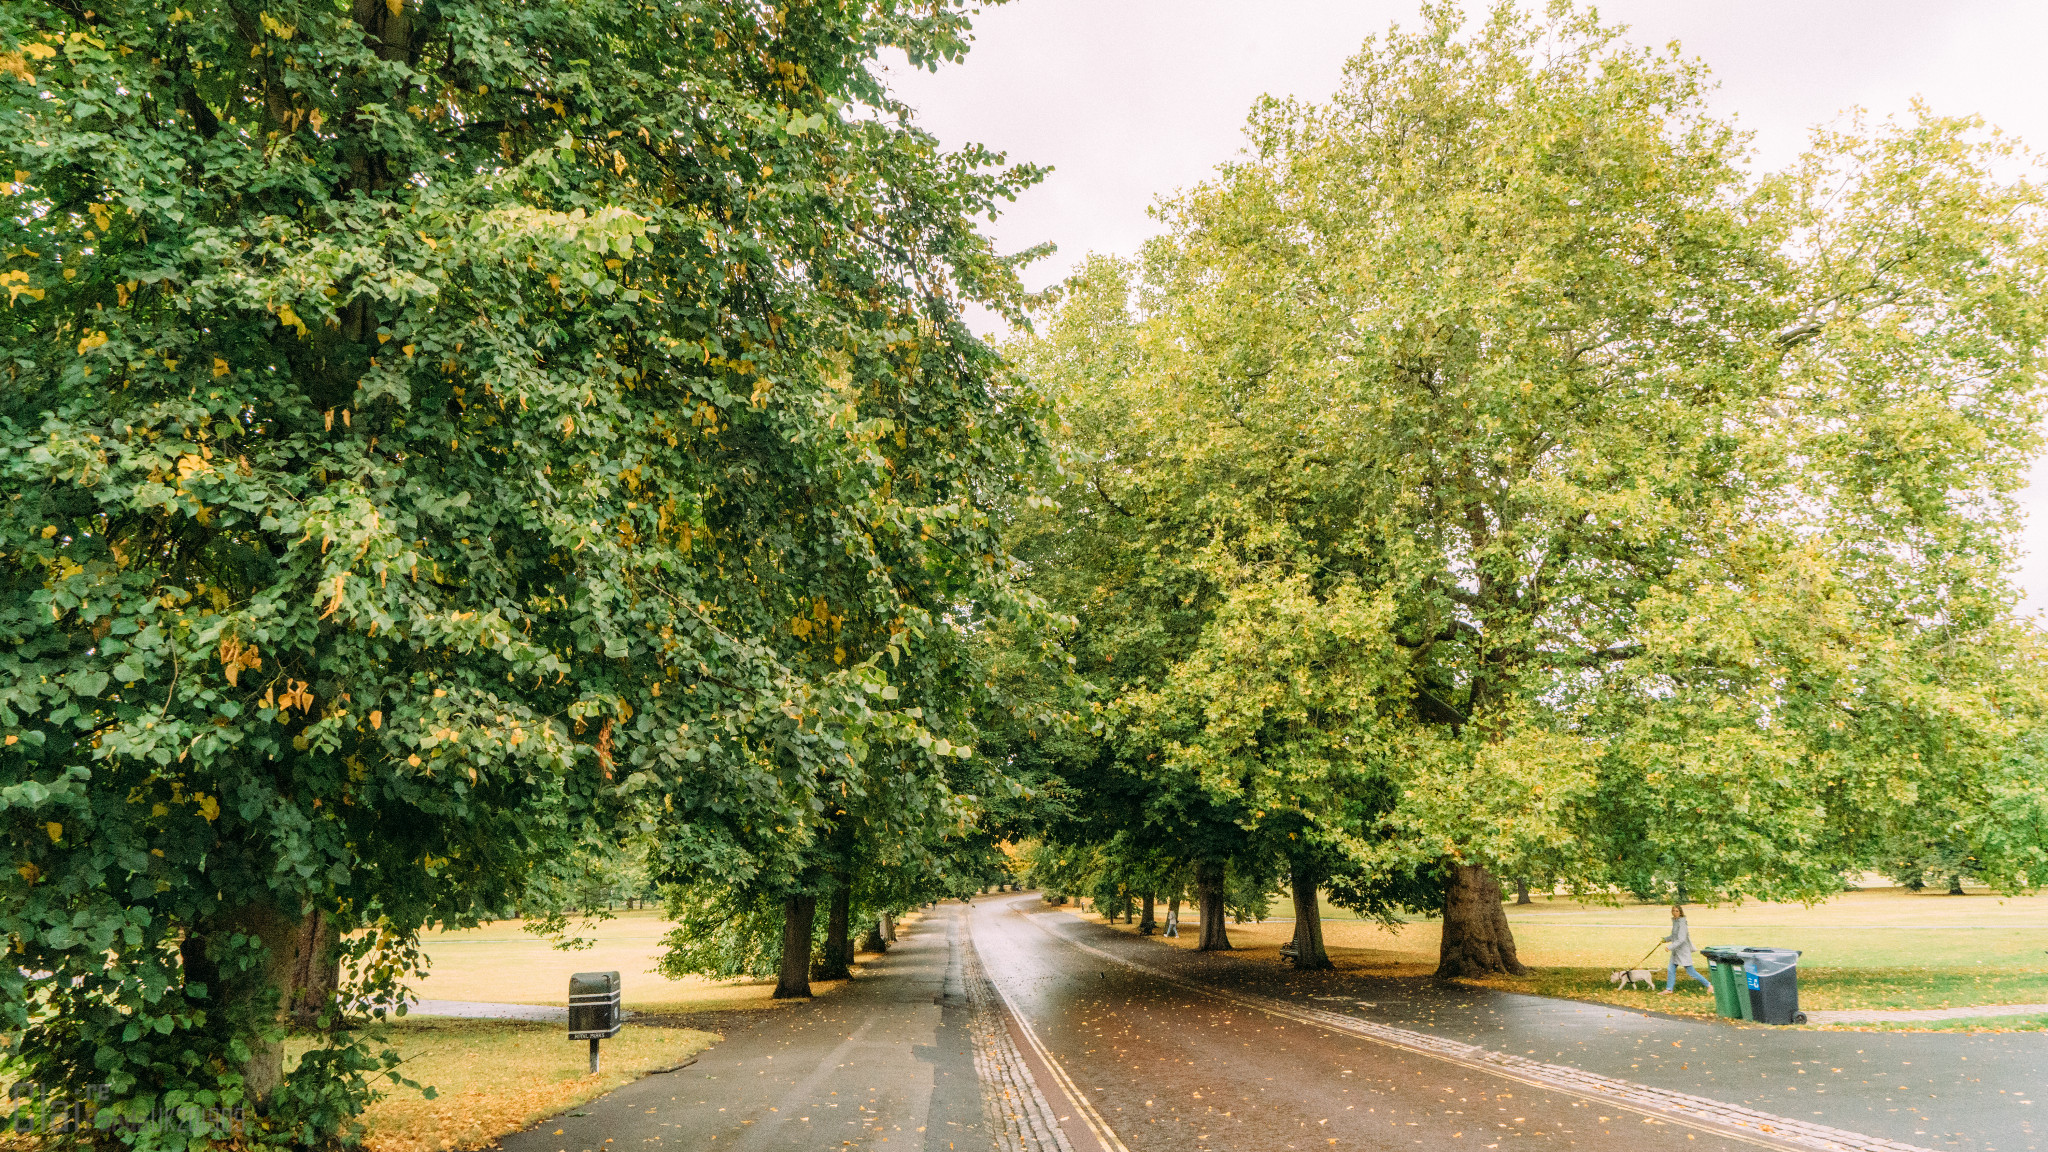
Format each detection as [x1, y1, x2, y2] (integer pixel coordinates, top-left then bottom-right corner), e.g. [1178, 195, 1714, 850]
[1195, 859, 1231, 952]
[1435, 864, 1527, 978]
[815, 885, 852, 981]
[774, 895, 817, 999]
[1288, 863, 1332, 970]
[1514, 878, 1532, 905]
[1138, 893, 1156, 935]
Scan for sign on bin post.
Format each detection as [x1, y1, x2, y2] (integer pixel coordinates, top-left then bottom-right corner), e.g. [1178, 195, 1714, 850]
[569, 971, 622, 1073]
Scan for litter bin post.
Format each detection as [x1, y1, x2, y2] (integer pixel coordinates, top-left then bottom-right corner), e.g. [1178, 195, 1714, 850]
[1739, 948, 1804, 1025]
[569, 971, 623, 1073]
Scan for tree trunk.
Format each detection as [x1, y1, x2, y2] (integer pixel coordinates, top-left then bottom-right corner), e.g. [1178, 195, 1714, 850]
[774, 895, 817, 999]
[1435, 864, 1527, 978]
[1514, 878, 1532, 905]
[1287, 862, 1332, 970]
[1948, 875, 1966, 895]
[185, 904, 299, 1108]
[1138, 893, 1156, 935]
[881, 911, 896, 942]
[816, 884, 852, 980]
[285, 908, 341, 1030]
[860, 918, 887, 954]
[1195, 859, 1231, 952]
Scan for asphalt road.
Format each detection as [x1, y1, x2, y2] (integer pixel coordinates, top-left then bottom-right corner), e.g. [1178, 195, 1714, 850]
[499, 896, 2043, 1152]
[985, 896, 2043, 1152]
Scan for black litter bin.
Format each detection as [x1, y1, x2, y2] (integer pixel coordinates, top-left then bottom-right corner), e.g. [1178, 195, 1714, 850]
[1739, 947, 1805, 1024]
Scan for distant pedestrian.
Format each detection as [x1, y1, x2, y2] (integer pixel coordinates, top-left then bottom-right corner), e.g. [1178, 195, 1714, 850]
[1163, 906, 1179, 938]
[1659, 904, 1710, 994]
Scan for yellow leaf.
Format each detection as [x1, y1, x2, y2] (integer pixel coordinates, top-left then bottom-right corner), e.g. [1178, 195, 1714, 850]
[76, 331, 108, 355]
[2, 734, 15, 746]
[44, 822, 60, 843]
[195, 794, 219, 822]
[369, 709, 382, 730]
[22, 43, 55, 61]
[320, 572, 347, 619]
[401, 344, 415, 357]
[213, 357, 230, 378]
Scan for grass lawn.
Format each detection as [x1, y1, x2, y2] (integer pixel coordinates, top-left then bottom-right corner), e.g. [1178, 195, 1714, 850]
[289, 1018, 717, 1152]
[326, 907, 915, 1149]
[1070, 886, 2048, 1024]
[403, 908, 863, 1014]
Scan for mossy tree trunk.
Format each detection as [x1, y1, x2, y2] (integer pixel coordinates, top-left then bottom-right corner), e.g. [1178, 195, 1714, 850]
[1435, 865, 1527, 978]
[1195, 859, 1231, 952]
[1286, 862, 1332, 970]
[774, 895, 817, 999]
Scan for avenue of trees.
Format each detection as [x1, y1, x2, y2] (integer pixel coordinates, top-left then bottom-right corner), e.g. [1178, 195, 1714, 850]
[2, 0, 2046, 1146]
[1005, 4, 2048, 977]
[0, 0, 1054, 1142]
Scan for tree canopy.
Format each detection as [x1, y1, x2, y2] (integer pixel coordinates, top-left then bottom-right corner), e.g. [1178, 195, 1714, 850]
[1009, 1, 2048, 975]
[0, 0, 1049, 1140]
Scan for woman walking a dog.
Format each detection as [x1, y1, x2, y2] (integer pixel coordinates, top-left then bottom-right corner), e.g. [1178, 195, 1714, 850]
[1660, 905, 1711, 994]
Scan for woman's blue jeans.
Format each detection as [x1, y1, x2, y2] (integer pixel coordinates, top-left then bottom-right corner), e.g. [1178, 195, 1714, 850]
[1667, 959, 1711, 991]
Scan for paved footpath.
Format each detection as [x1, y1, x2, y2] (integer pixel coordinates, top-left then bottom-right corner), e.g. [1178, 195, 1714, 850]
[1804, 1005, 2048, 1025]
[498, 900, 1059, 1152]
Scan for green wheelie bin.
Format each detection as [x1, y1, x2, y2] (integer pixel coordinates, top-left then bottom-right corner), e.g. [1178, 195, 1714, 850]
[1701, 946, 1750, 1020]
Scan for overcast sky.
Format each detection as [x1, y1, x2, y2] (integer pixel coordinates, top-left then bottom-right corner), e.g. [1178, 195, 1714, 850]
[883, 0, 2048, 612]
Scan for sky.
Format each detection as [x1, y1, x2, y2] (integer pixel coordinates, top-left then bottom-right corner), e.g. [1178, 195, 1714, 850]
[881, 0, 2048, 611]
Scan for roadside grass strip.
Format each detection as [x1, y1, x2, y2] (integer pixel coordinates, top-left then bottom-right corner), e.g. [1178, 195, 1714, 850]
[288, 1018, 718, 1152]
[1027, 913, 1937, 1152]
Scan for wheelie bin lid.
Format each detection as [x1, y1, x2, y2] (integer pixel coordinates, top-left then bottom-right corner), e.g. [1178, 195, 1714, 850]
[1738, 946, 1801, 976]
[1700, 946, 1746, 963]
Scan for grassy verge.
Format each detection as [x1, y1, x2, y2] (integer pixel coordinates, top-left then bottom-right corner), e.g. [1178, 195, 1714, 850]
[1058, 887, 2048, 1027]
[288, 1018, 718, 1152]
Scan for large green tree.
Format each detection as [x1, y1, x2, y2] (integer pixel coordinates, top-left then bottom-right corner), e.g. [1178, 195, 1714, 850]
[1016, 3, 2048, 977]
[0, 0, 1046, 1141]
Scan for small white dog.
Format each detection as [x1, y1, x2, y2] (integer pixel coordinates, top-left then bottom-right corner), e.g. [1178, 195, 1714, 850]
[1610, 968, 1655, 991]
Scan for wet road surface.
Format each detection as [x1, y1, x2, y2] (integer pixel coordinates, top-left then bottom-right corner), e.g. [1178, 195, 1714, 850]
[974, 896, 1761, 1152]
[980, 895, 2042, 1152]
[498, 897, 2040, 1151]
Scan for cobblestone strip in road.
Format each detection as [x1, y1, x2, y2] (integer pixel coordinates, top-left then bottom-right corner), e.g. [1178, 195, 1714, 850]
[962, 931, 1075, 1152]
[1030, 914, 1936, 1152]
